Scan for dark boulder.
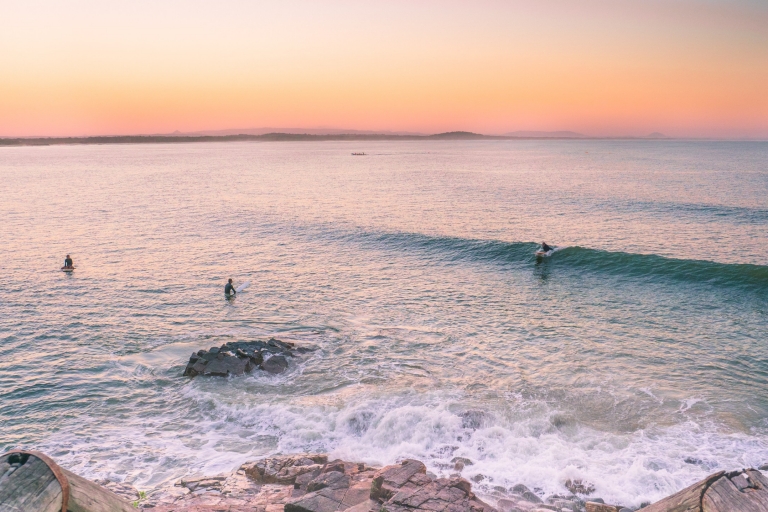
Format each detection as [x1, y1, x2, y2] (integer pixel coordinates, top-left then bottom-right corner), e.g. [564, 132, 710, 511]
[203, 354, 251, 376]
[183, 338, 314, 378]
[262, 355, 289, 374]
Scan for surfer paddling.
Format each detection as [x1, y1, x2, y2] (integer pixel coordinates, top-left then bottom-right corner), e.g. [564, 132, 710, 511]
[62, 254, 74, 270]
[225, 278, 236, 297]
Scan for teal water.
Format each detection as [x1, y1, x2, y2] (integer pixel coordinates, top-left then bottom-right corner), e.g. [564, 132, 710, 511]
[0, 140, 766, 507]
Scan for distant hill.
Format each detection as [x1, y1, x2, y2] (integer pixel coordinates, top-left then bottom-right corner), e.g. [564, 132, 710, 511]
[428, 131, 487, 139]
[504, 130, 585, 138]
[169, 127, 426, 137]
[644, 132, 669, 139]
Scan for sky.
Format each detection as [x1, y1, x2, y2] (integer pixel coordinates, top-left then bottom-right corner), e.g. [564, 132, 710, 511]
[1, 0, 767, 138]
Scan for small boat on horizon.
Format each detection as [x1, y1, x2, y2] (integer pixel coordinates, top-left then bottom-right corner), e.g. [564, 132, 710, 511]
[351, 152, 366, 156]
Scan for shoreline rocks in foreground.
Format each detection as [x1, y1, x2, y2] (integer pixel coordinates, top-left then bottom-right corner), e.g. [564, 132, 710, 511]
[183, 338, 315, 377]
[142, 455, 501, 512]
[3, 450, 767, 512]
[123, 455, 768, 512]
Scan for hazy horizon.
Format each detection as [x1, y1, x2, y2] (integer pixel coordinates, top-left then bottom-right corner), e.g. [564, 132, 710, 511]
[2, 0, 767, 138]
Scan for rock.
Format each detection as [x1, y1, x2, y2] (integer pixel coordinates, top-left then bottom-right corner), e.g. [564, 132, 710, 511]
[585, 503, 619, 512]
[498, 496, 539, 512]
[261, 355, 289, 374]
[183, 338, 313, 378]
[618, 508, 633, 512]
[521, 491, 542, 504]
[244, 454, 328, 484]
[306, 471, 349, 492]
[452, 457, 474, 471]
[370, 459, 428, 502]
[565, 479, 595, 496]
[382, 475, 494, 512]
[512, 484, 532, 495]
[547, 497, 578, 511]
[759, 463, 768, 471]
[203, 354, 250, 376]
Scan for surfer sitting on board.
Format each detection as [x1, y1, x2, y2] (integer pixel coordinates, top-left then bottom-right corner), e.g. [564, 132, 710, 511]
[225, 278, 236, 296]
[63, 254, 74, 269]
[540, 242, 554, 252]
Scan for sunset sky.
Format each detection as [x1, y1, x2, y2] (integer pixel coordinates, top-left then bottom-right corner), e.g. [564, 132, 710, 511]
[1, 0, 767, 138]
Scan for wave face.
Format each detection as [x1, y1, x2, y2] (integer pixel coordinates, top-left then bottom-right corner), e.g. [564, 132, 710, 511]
[349, 231, 768, 294]
[1, 140, 767, 509]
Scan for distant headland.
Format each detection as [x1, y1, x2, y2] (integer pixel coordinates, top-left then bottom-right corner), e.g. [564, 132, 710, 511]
[0, 130, 676, 146]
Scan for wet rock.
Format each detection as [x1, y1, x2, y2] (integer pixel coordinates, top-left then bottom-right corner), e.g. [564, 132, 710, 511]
[522, 491, 543, 504]
[452, 456, 474, 471]
[245, 454, 328, 484]
[759, 463, 768, 471]
[203, 354, 251, 376]
[547, 497, 578, 511]
[183, 338, 313, 378]
[512, 484, 532, 495]
[585, 503, 620, 512]
[262, 355, 289, 374]
[565, 479, 595, 496]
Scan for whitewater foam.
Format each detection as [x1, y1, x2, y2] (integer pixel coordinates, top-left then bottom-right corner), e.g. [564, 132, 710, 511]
[34, 375, 768, 508]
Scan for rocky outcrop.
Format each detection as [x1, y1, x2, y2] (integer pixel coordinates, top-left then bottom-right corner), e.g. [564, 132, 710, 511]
[183, 338, 315, 377]
[91, 454, 768, 512]
[138, 455, 497, 512]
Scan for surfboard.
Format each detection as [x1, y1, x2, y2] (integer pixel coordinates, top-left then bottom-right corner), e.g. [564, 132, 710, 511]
[535, 246, 564, 258]
[236, 281, 250, 293]
[61, 267, 75, 272]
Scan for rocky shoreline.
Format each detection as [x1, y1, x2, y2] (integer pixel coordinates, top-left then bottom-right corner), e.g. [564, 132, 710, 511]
[130, 337, 767, 512]
[100, 454, 635, 512]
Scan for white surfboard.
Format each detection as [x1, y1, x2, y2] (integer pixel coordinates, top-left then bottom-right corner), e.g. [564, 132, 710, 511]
[535, 246, 564, 258]
[236, 281, 250, 293]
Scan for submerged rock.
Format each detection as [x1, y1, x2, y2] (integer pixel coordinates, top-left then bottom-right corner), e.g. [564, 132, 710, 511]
[183, 338, 314, 378]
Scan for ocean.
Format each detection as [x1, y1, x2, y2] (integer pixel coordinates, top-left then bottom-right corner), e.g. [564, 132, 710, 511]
[1, 140, 766, 508]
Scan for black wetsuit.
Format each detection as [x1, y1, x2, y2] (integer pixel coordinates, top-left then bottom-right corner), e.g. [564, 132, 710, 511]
[225, 282, 236, 295]
[64, 257, 73, 268]
[541, 243, 553, 252]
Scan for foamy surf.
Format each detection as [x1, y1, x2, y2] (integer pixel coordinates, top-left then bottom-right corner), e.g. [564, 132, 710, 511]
[34, 377, 768, 509]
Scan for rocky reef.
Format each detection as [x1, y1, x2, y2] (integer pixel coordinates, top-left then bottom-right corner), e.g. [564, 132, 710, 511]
[116, 454, 633, 512]
[183, 338, 315, 377]
[9, 451, 766, 512]
[133, 455, 498, 512]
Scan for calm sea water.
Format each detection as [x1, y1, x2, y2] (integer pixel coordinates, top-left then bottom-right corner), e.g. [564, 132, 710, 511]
[1, 140, 766, 507]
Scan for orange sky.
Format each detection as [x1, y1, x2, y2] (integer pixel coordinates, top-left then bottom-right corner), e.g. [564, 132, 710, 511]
[1, 0, 767, 138]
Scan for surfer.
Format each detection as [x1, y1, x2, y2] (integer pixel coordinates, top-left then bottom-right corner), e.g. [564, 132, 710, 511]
[540, 242, 554, 252]
[225, 278, 236, 296]
[63, 254, 74, 269]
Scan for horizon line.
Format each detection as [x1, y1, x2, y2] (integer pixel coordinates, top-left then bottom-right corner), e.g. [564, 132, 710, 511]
[2, 131, 768, 146]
